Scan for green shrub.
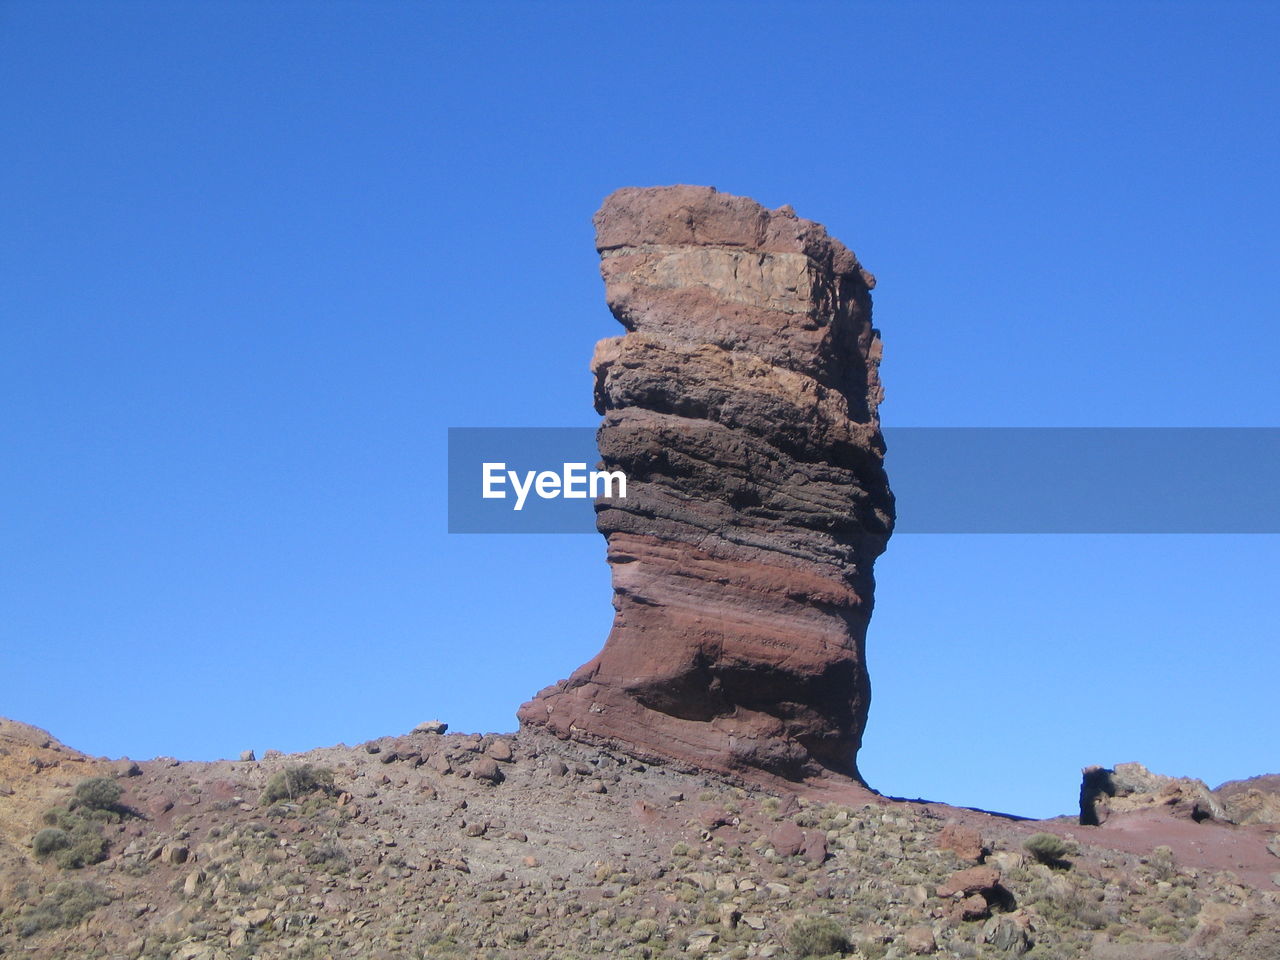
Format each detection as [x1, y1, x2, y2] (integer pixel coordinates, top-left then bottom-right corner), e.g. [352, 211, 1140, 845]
[787, 916, 850, 958]
[33, 811, 110, 869]
[260, 764, 335, 805]
[18, 880, 111, 937]
[301, 840, 349, 873]
[52, 827, 109, 869]
[1024, 832, 1073, 865]
[32, 828, 71, 857]
[73, 777, 122, 812]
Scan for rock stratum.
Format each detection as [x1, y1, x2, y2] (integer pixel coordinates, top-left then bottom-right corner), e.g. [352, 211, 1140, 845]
[518, 186, 894, 783]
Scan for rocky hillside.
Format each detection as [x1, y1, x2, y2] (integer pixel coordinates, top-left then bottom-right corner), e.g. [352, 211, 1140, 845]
[2, 718, 1278, 960]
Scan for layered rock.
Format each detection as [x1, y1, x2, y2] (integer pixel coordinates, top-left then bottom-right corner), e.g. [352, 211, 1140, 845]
[518, 186, 894, 782]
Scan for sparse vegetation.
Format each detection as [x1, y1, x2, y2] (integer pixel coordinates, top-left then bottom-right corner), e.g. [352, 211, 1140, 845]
[18, 881, 111, 937]
[29, 777, 123, 869]
[5, 732, 1278, 959]
[787, 915, 849, 957]
[260, 764, 335, 805]
[1024, 832, 1073, 866]
[72, 776, 122, 812]
[31, 827, 71, 858]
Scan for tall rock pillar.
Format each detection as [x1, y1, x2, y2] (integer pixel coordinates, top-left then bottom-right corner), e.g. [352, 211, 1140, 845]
[518, 185, 894, 782]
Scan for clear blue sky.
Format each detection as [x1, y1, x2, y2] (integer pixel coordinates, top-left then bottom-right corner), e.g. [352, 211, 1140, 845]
[2, 1, 1277, 819]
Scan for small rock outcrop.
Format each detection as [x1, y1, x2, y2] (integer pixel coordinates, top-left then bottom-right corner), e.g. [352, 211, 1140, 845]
[1214, 774, 1280, 825]
[1082, 763, 1280, 827]
[519, 185, 894, 782]
[1081, 763, 1225, 825]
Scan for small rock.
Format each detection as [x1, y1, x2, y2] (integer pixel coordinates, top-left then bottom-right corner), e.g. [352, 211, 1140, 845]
[182, 868, 206, 897]
[239, 749, 256, 762]
[800, 830, 828, 865]
[550, 759, 568, 777]
[687, 931, 719, 954]
[902, 925, 936, 954]
[956, 893, 990, 921]
[414, 720, 448, 735]
[365, 743, 381, 754]
[262, 748, 284, 759]
[464, 821, 488, 837]
[983, 912, 1032, 954]
[937, 822, 985, 862]
[114, 759, 142, 778]
[486, 739, 514, 762]
[769, 821, 805, 858]
[742, 914, 766, 930]
[937, 865, 1001, 899]
[159, 843, 190, 865]
[471, 757, 504, 784]
[244, 907, 271, 928]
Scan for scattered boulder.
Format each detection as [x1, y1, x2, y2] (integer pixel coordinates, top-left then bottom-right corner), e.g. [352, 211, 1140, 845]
[901, 924, 937, 954]
[936, 821, 985, 862]
[769, 821, 805, 858]
[982, 912, 1032, 955]
[800, 830, 829, 865]
[937, 865, 1001, 900]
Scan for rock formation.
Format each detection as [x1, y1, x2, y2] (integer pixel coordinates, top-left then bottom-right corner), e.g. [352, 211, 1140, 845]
[1080, 763, 1225, 826]
[1215, 774, 1280, 825]
[518, 185, 894, 782]
[1081, 763, 1280, 826]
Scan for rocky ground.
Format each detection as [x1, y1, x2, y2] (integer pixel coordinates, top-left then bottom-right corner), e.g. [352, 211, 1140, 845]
[2, 717, 1278, 960]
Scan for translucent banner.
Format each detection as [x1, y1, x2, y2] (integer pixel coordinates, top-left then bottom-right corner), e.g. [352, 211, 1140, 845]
[447, 427, 1280, 534]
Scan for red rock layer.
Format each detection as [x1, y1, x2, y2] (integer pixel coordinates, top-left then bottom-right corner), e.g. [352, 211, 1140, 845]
[518, 186, 894, 782]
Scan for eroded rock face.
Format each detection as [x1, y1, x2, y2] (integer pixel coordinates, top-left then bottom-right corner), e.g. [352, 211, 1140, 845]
[1080, 763, 1226, 826]
[1081, 764, 1280, 826]
[518, 186, 894, 782]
